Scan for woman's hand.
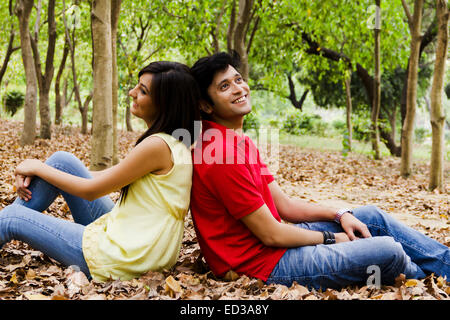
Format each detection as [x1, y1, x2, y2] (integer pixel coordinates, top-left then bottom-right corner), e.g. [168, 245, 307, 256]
[14, 159, 42, 201]
[15, 174, 32, 201]
[15, 159, 42, 177]
[340, 212, 372, 240]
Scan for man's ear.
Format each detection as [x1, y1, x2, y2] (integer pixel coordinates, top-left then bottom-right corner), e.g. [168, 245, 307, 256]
[200, 100, 213, 115]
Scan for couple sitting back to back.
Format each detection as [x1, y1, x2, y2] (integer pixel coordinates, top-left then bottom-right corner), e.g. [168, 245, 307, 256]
[3, 52, 449, 289]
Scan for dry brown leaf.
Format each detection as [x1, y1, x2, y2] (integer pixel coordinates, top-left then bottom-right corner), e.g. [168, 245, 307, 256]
[165, 275, 183, 298]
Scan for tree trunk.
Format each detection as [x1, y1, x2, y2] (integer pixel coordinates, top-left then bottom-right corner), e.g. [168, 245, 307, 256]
[0, 26, 20, 88]
[344, 72, 353, 152]
[287, 73, 309, 111]
[80, 92, 93, 134]
[15, 0, 37, 146]
[401, 0, 424, 178]
[388, 107, 397, 143]
[30, 0, 57, 139]
[55, 35, 69, 125]
[231, 0, 254, 81]
[111, 0, 121, 165]
[371, 0, 382, 160]
[227, 0, 237, 53]
[428, 0, 449, 192]
[90, 0, 113, 171]
[125, 92, 133, 132]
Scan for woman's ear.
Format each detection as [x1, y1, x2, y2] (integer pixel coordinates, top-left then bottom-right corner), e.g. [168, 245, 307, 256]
[200, 100, 213, 115]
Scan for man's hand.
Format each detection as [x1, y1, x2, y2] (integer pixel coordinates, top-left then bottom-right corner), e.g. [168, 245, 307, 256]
[340, 212, 372, 240]
[335, 232, 351, 243]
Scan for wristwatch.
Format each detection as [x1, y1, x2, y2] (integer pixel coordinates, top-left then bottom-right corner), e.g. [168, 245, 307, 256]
[322, 231, 335, 245]
[335, 208, 353, 224]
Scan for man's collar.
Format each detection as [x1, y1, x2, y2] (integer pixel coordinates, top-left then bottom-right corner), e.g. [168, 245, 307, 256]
[201, 120, 247, 145]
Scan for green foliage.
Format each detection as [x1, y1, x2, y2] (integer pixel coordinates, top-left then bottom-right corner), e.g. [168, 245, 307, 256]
[352, 113, 372, 142]
[414, 127, 429, 144]
[3, 90, 25, 116]
[282, 112, 329, 137]
[342, 131, 351, 158]
[445, 83, 450, 99]
[332, 119, 347, 133]
[243, 111, 260, 131]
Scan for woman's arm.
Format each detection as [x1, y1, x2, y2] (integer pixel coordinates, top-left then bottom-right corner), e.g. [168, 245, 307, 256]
[14, 136, 172, 201]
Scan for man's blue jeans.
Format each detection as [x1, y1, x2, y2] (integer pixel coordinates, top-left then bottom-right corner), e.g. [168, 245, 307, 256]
[0, 151, 115, 277]
[267, 205, 450, 289]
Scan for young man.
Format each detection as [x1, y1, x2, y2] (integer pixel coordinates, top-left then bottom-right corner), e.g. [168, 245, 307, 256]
[189, 52, 450, 289]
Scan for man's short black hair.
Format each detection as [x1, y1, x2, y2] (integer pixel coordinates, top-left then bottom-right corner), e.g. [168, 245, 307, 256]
[190, 51, 241, 107]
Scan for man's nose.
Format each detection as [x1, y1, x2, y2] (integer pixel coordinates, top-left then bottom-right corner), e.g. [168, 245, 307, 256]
[231, 82, 243, 94]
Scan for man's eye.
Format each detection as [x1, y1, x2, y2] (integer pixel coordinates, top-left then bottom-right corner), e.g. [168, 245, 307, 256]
[220, 83, 229, 90]
[236, 77, 243, 83]
[140, 89, 146, 94]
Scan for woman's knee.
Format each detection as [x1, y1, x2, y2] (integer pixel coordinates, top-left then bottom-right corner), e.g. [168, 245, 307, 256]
[45, 151, 78, 167]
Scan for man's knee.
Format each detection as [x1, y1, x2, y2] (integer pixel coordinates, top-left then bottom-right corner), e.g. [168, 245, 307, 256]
[372, 236, 408, 279]
[354, 205, 385, 223]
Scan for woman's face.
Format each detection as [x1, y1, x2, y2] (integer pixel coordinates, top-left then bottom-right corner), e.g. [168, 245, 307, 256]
[129, 73, 156, 127]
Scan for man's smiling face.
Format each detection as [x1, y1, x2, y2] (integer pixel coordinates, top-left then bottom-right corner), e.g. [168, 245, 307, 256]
[205, 65, 251, 129]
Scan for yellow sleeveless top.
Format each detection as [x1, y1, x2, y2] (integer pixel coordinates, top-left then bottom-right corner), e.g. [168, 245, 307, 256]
[82, 133, 192, 282]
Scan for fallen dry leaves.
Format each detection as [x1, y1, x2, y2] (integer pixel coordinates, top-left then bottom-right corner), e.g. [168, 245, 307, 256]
[0, 119, 449, 300]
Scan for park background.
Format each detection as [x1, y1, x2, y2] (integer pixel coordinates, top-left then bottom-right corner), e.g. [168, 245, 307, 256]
[0, 0, 449, 300]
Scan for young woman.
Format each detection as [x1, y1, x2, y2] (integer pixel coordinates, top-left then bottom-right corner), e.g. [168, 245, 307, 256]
[1, 61, 201, 282]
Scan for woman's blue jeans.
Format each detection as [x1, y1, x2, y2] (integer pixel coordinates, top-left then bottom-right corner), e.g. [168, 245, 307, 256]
[0, 151, 115, 277]
[267, 205, 450, 289]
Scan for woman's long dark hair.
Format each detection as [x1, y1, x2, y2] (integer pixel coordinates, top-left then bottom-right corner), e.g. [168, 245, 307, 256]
[119, 61, 201, 205]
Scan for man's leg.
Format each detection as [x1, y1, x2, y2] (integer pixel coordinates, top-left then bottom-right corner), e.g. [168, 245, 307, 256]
[353, 205, 450, 278]
[14, 151, 114, 225]
[266, 234, 423, 290]
[0, 204, 90, 277]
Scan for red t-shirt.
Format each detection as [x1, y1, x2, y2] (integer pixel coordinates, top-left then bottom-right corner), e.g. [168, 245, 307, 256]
[190, 120, 287, 281]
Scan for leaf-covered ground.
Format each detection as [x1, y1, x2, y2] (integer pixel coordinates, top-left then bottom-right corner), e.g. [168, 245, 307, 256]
[0, 119, 449, 300]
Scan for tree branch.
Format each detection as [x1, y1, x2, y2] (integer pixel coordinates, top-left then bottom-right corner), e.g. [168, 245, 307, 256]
[401, 0, 414, 29]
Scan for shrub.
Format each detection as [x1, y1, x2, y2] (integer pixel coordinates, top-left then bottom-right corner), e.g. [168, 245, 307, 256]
[414, 127, 429, 144]
[4, 90, 25, 116]
[282, 112, 329, 136]
[243, 111, 260, 131]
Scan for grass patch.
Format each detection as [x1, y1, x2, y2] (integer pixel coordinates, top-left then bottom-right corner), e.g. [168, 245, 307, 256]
[251, 131, 449, 162]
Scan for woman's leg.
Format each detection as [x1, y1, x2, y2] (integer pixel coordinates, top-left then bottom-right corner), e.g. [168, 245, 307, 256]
[0, 204, 90, 277]
[13, 151, 114, 225]
[352, 205, 450, 278]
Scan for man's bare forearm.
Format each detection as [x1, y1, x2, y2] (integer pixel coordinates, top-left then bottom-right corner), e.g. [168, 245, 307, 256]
[281, 198, 337, 223]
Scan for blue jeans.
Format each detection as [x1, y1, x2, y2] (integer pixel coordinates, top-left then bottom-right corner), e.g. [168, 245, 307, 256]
[266, 205, 450, 289]
[0, 151, 115, 277]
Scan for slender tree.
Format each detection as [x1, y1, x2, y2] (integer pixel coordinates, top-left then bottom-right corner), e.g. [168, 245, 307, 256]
[401, 0, 424, 177]
[30, 0, 57, 139]
[90, 0, 113, 171]
[371, 0, 382, 160]
[54, 35, 69, 125]
[111, 0, 122, 165]
[0, 2, 20, 88]
[15, 0, 37, 146]
[428, 0, 449, 191]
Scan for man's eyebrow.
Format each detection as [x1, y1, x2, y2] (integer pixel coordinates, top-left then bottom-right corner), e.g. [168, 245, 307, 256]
[217, 73, 241, 86]
[139, 82, 149, 92]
